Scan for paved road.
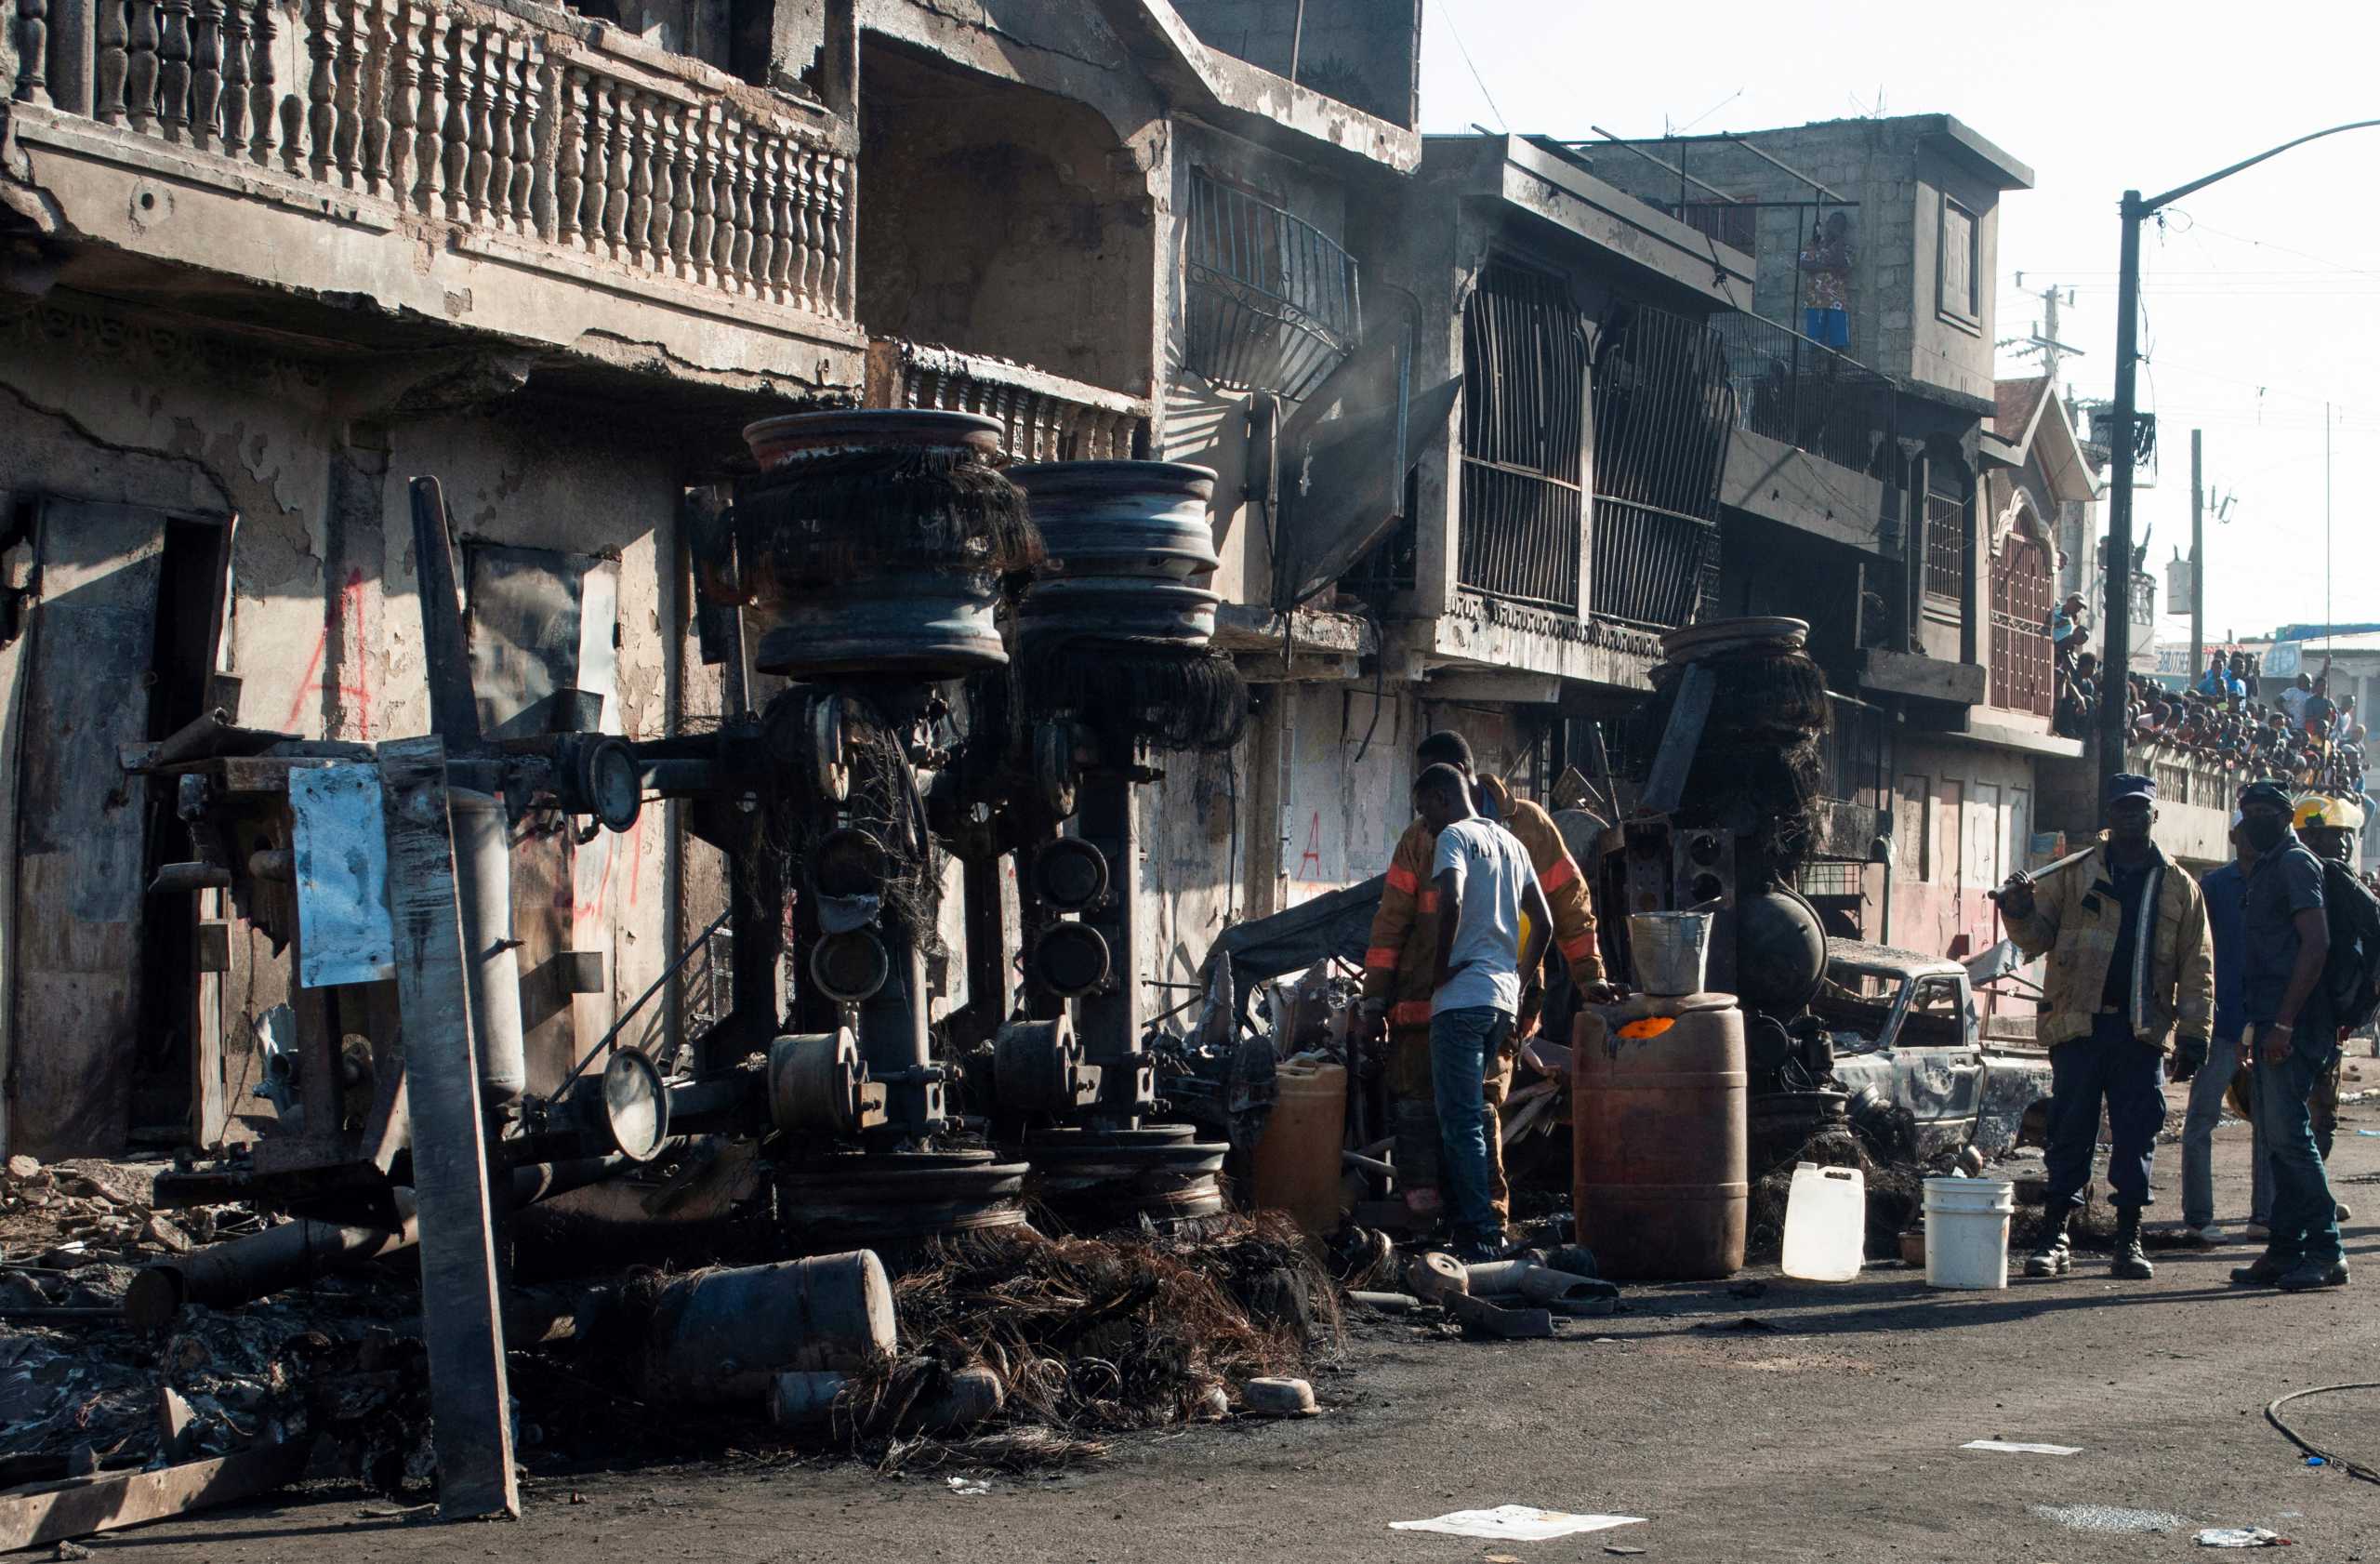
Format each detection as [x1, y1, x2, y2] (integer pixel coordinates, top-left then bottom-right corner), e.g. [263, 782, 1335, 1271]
[114, 1062, 2380, 1562]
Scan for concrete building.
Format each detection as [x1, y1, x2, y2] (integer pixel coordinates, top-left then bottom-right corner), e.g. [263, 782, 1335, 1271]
[0, 0, 1425, 1156]
[0, 0, 2082, 1152]
[1592, 118, 2060, 986]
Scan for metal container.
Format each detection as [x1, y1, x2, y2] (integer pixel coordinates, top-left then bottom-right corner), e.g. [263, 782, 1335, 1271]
[634, 1252, 896, 1405]
[1573, 996, 1748, 1280]
[1628, 911, 1712, 997]
[1008, 460, 1222, 580]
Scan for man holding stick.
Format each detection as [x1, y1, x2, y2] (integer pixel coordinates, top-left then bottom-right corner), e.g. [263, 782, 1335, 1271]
[1998, 774, 2214, 1282]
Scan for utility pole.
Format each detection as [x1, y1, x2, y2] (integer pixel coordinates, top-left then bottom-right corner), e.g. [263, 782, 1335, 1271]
[2100, 193, 2141, 783]
[2189, 429, 2203, 687]
[2099, 119, 2380, 802]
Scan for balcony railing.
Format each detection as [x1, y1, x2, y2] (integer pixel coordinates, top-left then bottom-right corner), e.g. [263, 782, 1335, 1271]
[864, 339, 1149, 463]
[1708, 311, 1896, 479]
[1182, 168, 1359, 402]
[10, 0, 855, 319]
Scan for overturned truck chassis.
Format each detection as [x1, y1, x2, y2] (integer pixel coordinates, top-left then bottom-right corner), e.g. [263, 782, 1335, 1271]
[127, 411, 1247, 1516]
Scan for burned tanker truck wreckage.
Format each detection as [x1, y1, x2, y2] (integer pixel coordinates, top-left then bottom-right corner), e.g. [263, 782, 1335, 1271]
[96, 410, 1262, 1514]
[1603, 618, 1842, 1176]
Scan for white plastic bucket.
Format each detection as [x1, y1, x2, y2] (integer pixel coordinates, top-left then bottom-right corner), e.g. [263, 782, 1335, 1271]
[1923, 1176, 2016, 1290]
[1780, 1162, 1865, 1281]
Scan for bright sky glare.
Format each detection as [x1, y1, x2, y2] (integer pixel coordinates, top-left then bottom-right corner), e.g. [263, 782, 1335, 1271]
[1415, 0, 2380, 648]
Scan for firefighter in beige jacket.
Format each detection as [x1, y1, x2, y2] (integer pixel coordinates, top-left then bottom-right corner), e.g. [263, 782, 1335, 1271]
[1999, 773, 2214, 1282]
[1358, 731, 1608, 1223]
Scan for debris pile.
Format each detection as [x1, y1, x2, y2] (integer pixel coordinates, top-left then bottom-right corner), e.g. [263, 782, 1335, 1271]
[833, 1214, 1336, 1467]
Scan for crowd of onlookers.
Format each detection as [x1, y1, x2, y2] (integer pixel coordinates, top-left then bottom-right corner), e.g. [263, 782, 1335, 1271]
[2043, 595, 2368, 803]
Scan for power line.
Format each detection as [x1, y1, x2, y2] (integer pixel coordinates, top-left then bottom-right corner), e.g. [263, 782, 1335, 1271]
[1439, 7, 1507, 133]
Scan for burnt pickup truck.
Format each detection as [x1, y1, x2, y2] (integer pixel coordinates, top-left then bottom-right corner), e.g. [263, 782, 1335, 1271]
[1816, 942, 2053, 1158]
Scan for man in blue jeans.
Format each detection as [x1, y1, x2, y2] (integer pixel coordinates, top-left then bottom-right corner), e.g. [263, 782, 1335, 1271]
[1415, 762, 1552, 1263]
[2182, 813, 2271, 1241]
[2228, 781, 2348, 1292]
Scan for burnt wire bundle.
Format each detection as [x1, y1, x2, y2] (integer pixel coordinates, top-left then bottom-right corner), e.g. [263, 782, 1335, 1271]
[1013, 641, 1250, 754]
[835, 1213, 1337, 1465]
[728, 442, 1042, 596]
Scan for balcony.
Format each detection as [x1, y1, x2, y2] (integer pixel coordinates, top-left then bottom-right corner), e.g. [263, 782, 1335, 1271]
[6, 0, 863, 386]
[864, 338, 1149, 463]
[1712, 311, 1896, 479]
[1709, 311, 1897, 552]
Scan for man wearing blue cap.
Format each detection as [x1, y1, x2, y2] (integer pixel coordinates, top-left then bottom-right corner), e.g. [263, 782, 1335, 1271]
[1999, 773, 2215, 1281]
[2228, 780, 2348, 1291]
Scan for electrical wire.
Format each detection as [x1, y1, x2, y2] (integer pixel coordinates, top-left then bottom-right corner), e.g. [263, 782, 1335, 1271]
[1439, 6, 1507, 133]
[2264, 1383, 2380, 1485]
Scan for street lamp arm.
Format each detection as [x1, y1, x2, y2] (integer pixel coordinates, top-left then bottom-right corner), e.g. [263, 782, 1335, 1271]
[2143, 119, 2380, 214]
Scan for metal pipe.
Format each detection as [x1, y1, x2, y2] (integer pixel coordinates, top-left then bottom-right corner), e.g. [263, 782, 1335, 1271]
[125, 1195, 421, 1329]
[123, 1158, 629, 1329]
[449, 788, 527, 1118]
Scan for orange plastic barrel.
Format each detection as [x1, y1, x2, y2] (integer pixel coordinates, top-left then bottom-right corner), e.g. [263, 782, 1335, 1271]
[1573, 995, 1748, 1279]
[1250, 1058, 1348, 1239]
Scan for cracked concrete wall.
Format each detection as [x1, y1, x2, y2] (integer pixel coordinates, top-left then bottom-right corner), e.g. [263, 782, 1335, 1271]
[0, 295, 696, 1139]
[855, 35, 1160, 397]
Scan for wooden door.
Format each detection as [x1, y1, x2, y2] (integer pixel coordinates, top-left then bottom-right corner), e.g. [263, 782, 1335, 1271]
[6, 502, 165, 1158]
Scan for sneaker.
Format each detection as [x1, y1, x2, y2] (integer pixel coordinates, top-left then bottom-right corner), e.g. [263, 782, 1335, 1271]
[2182, 1224, 2221, 1247]
[2231, 1251, 2294, 1286]
[2275, 1257, 2349, 1292]
[2244, 1220, 2272, 1239]
[2024, 1234, 2072, 1278]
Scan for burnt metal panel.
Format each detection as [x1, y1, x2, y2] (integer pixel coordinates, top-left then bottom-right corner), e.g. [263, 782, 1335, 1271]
[7, 499, 165, 1159]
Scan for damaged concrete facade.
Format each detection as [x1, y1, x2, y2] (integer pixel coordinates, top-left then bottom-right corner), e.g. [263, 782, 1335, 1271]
[0, 0, 2075, 1147]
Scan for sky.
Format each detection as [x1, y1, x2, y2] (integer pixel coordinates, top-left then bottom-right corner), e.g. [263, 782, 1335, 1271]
[1413, 0, 2380, 649]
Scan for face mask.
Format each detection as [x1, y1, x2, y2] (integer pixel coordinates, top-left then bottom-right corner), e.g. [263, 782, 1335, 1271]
[2241, 815, 2287, 853]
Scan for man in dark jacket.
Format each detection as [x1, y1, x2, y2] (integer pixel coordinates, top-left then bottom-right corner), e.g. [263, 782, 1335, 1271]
[2228, 781, 2347, 1292]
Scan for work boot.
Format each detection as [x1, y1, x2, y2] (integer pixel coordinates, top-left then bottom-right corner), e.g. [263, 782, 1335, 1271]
[2275, 1257, 2350, 1292]
[2110, 1210, 2154, 1281]
[2230, 1251, 2293, 1286]
[2024, 1212, 2072, 1278]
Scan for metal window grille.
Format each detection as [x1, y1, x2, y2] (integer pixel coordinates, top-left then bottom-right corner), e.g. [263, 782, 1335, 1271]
[1708, 311, 1897, 479]
[1822, 693, 1889, 811]
[1456, 260, 1588, 612]
[1588, 304, 1736, 630]
[1183, 170, 1361, 402]
[1923, 490, 1965, 601]
[1989, 534, 2055, 717]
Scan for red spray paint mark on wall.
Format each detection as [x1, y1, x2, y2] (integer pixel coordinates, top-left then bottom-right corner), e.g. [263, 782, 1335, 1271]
[279, 569, 374, 737]
[1298, 812, 1324, 880]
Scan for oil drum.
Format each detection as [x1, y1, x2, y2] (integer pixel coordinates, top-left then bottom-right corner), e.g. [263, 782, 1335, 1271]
[1573, 993, 1748, 1280]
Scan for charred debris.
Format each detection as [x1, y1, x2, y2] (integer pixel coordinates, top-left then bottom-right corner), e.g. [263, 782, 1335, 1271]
[0, 422, 2041, 1548]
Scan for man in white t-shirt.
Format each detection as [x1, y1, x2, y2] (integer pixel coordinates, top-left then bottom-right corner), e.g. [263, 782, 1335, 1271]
[2278, 672, 2314, 728]
[1416, 762, 1552, 1261]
